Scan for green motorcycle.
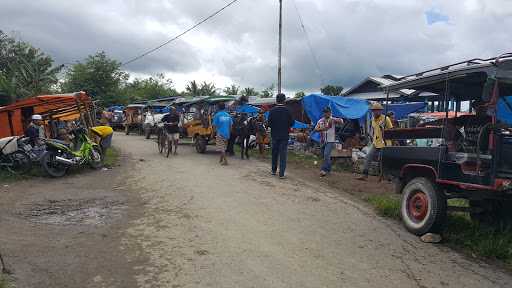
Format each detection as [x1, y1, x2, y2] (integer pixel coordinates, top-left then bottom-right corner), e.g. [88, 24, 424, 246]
[41, 127, 103, 177]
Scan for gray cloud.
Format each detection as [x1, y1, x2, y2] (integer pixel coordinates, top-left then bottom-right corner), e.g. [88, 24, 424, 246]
[1, 0, 511, 92]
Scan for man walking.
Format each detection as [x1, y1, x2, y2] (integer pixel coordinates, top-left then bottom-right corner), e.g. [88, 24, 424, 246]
[358, 102, 393, 181]
[268, 93, 294, 179]
[161, 106, 181, 155]
[213, 102, 233, 166]
[315, 106, 343, 177]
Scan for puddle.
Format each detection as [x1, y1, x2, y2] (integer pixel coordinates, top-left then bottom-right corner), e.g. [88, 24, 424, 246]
[20, 198, 126, 225]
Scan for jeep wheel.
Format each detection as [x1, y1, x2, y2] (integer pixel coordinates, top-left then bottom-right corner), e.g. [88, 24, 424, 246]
[195, 137, 207, 154]
[400, 177, 447, 235]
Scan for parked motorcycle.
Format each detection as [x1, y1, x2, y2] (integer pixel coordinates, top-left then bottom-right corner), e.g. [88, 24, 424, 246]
[0, 136, 32, 175]
[40, 127, 103, 177]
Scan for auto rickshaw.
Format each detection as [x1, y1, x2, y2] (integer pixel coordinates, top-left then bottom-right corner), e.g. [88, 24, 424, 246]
[180, 96, 235, 153]
[124, 104, 145, 135]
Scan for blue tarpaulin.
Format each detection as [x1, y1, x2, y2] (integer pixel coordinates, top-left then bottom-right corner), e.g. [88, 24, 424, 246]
[236, 104, 260, 116]
[497, 96, 512, 125]
[303, 94, 369, 125]
[292, 120, 309, 129]
[385, 102, 427, 120]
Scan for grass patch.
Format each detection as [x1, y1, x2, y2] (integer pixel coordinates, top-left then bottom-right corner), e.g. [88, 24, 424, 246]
[365, 195, 401, 220]
[444, 215, 512, 263]
[0, 166, 43, 184]
[365, 194, 512, 265]
[103, 147, 120, 168]
[0, 275, 9, 288]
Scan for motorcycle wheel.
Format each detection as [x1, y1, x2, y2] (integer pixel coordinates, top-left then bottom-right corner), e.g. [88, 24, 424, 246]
[41, 151, 68, 177]
[89, 146, 103, 169]
[5, 150, 32, 175]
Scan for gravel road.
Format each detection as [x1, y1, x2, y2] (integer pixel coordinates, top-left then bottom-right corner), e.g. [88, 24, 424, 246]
[117, 134, 512, 288]
[1, 133, 512, 287]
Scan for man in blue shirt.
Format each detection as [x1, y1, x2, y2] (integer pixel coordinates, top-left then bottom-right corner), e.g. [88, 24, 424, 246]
[212, 102, 233, 165]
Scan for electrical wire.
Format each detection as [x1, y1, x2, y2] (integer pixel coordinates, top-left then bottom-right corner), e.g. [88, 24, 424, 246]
[122, 0, 241, 66]
[292, 0, 325, 85]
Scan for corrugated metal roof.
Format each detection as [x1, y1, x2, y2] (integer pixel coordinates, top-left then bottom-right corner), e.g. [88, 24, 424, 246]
[344, 91, 401, 100]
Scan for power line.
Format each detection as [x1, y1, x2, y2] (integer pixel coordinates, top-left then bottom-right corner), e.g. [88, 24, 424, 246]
[122, 0, 242, 66]
[292, 0, 325, 86]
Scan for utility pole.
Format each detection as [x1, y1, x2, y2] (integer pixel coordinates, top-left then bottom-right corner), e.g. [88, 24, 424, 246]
[277, 0, 283, 94]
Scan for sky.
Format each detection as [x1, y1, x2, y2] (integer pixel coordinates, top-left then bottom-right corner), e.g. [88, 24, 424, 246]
[1, 0, 511, 94]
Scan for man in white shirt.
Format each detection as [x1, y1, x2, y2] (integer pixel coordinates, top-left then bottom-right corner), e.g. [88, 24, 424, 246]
[315, 106, 343, 177]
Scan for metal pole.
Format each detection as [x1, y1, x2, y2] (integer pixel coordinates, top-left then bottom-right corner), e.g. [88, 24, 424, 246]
[277, 0, 283, 94]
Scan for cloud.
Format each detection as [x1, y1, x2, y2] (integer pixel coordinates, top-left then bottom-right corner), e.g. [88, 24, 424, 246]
[1, 0, 511, 93]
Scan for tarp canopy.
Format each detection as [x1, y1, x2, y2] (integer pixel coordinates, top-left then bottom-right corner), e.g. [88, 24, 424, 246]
[0, 92, 92, 138]
[497, 96, 512, 125]
[385, 102, 427, 120]
[292, 120, 309, 129]
[303, 94, 369, 125]
[236, 104, 261, 116]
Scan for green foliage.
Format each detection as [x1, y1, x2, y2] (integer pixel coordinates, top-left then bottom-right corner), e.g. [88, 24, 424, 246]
[366, 195, 401, 219]
[321, 85, 344, 96]
[184, 80, 217, 96]
[120, 73, 178, 103]
[0, 30, 62, 105]
[241, 87, 258, 97]
[365, 194, 512, 264]
[0, 275, 8, 288]
[445, 215, 512, 263]
[223, 84, 240, 95]
[295, 91, 306, 99]
[260, 83, 275, 98]
[103, 147, 120, 168]
[60, 51, 129, 105]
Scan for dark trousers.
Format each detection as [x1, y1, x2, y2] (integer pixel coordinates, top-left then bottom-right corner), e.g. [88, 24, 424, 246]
[271, 139, 288, 177]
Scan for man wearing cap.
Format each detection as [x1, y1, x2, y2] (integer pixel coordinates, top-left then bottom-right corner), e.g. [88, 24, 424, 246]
[25, 114, 45, 146]
[358, 102, 393, 181]
[315, 106, 343, 177]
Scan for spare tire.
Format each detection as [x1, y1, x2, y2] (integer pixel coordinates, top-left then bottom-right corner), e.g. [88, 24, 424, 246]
[400, 177, 447, 235]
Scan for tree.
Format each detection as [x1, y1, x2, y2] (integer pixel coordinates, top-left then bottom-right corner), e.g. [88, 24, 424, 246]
[61, 51, 129, 105]
[241, 87, 258, 97]
[294, 91, 306, 99]
[223, 84, 240, 95]
[260, 83, 275, 98]
[321, 85, 344, 96]
[121, 73, 178, 103]
[185, 80, 200, 96]
[199, 81, 218, 96]
[0, 30, 62, 105]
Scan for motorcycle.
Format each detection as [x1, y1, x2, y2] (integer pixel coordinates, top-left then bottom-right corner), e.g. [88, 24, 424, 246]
[40, 127, 103, 177]
[0, 136, 32, 175]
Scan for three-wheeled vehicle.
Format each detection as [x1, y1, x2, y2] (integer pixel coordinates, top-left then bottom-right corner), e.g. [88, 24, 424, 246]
[180, 96, 235, 153]
[124, 104, 145, 135]
[381, 53, 512, 235]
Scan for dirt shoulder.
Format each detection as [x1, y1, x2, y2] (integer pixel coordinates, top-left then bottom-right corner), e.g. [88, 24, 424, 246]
[0, 150, 146, 288]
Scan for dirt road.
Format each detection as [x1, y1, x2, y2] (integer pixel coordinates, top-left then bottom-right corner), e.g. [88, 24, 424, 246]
[2, 133, 512, 287]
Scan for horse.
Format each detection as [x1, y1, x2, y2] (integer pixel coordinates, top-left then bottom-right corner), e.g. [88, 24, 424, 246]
[227, 113, 257, 159]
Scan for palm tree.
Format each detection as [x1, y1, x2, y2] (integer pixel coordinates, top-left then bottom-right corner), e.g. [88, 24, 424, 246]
[185, 80, 200, 96]
[241, 87, 258, 97]
[223, 84, 240, 95]
[199, 81, 218, 96]
[16, 53, 62, 99]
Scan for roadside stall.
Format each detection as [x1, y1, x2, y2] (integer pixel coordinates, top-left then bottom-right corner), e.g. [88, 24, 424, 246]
[0, 91, 94, 139]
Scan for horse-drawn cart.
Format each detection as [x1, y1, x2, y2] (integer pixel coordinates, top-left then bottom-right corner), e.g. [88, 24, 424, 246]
[179, 96, 235, 153]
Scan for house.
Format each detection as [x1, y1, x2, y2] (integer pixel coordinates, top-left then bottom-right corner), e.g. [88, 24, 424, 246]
[343, 75, 455, 112]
